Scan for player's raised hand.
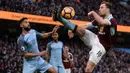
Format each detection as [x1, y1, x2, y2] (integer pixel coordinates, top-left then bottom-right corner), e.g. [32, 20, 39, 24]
[52, 25, 60, 33]
[88, 11, 94, 19]
[39, 51, 48, 56]
[68, 30, 74, 39]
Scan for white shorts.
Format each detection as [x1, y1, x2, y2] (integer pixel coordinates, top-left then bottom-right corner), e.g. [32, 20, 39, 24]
[81, 29, 106, 65]
[23, 57, 52, 73]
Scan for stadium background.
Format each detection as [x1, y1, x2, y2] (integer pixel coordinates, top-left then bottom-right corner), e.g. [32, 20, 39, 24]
[0, 0, 130, 73]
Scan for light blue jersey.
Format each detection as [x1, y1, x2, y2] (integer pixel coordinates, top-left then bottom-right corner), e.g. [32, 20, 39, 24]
[47, 41, 65, 73]
[17, 29, 52, 73]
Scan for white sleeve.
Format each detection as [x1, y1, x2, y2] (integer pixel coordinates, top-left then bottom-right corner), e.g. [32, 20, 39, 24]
[104, 19, 111, 25]
[87, 23, 96, 28]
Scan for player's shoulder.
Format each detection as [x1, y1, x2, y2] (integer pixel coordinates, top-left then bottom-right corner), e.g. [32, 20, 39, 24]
[58, 41, 63, 44]
[107, 14, 117, 25]
[17, 35, 24, 41]
[47, 41, 53, 46]
[107, 14, 117, 21]
[48, 41, 53, 44]
[29, 29, 36, 33]
[107, 14, 113, 20]
[17, 35, 25, 44]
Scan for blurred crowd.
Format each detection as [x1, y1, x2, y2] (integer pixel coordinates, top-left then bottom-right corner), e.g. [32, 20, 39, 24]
[95, 51, 130, 73]
[0, 0, 130, 25]
[0, 38, 22, 73]
[0, 38, 130, 73]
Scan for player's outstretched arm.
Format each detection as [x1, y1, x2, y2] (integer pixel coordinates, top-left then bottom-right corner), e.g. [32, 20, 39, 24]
[24, 51, 47, 58]
[44, 53, 50, 62]
[88, 11, 111, 25]
[41, 26, 60, 39]
[44, 48, 50, 62]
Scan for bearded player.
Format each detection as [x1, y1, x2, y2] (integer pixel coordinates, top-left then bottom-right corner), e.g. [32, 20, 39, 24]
[17, 18, 59, 73]
[52, 1, 117, 73]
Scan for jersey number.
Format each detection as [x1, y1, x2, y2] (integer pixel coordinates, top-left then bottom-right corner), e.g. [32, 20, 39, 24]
[97, 51, 102, 57]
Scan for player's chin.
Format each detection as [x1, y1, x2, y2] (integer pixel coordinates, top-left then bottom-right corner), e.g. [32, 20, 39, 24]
[100, 14, 104, 17]
[27, 25, 31, 28]
[99, 12, 103, 16]
[98, 13, 102, 16]
[53, 38, 57, 41]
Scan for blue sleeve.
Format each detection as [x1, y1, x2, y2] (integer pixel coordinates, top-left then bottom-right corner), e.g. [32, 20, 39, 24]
[47, 42, 52, 56]
[17, 38, 28, 53]
[60, 41, 64, 53]
[62, 47, 64, 53]
[34, 30, 43, 39]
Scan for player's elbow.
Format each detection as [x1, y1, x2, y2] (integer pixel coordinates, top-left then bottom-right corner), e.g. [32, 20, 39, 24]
[42, 34, 48, 39]
[23, 53, 34, 58]
[44, 55, 49, 62]
[23, 53, 30, 58]
[23, 54, 29, 58]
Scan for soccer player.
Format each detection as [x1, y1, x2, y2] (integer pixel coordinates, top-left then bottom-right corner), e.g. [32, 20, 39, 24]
[46, 32, 65, 73]
[52, 1, 117, 73]
[62, 46, 74, 73]
[17, 18, 59, 73]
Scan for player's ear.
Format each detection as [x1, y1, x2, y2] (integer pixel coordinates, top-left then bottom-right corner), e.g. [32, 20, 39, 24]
[20, 23, 23, 28]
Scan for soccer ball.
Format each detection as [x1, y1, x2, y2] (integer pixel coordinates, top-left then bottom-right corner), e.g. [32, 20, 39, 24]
[61, 7, 75, 19]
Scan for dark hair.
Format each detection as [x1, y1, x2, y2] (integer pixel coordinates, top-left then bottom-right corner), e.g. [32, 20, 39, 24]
[101, 1, 112, 10]
[19, 17, 28, 25]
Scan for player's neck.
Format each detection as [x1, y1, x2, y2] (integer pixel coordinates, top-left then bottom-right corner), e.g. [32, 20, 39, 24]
[22, 30, 29, 35]
[104, 12, 111, 19]
[53, 40, 58, 43]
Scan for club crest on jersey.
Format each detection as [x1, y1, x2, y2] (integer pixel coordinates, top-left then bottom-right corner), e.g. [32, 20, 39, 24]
[110, 27, 115, 36]
[99, 26, 105, 35]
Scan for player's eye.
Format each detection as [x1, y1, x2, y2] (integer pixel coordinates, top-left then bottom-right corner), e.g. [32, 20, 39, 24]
[24, 21, 28, 23]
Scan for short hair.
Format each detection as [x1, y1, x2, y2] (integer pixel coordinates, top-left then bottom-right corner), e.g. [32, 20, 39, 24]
[52, 31, 58, 35]
[19, 17, 28, 25]
[101, 1, 112, 10]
